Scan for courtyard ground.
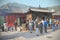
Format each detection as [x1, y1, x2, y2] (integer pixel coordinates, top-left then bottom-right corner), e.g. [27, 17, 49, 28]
[0, 29, 60, 40]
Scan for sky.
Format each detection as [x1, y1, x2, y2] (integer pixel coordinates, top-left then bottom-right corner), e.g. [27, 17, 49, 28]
[0, 0, 60, 7]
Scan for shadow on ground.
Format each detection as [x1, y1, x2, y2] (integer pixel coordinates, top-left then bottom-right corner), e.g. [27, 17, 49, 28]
[0, 29, 59, 40]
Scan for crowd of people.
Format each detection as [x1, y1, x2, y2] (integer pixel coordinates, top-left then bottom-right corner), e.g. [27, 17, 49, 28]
[1, 21, 18, 32]
[26, 17, 60, 36]
[0, 16, 60, 36]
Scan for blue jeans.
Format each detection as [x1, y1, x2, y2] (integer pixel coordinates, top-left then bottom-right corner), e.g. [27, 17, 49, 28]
[55, 24, 58, 30]
[52, 25, 55, 31]
[9, 27, 13, 31]
[29, 25, 32, 32]
[44, 26, 47, 33]
[36, 28, 39, 35]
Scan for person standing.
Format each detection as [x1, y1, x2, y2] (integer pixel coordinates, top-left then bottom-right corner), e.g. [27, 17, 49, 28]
[44, 19, 48, 33]
[51, 19, 55, 31]
[41, 19, 44, 33]
[29, 20, 33, 33]
[55, 20, 58, 30]
[26, 20, 29, 31]
[58, 22, 60, 29]
[8, 23, 14, 32]
[3, 22, 8, 32]
[46, 18, 49, 28]
[14, 21, 18, 31]
[32, 20, 34, 30]
[35, 17, 39, 36]
[35, 20, 39, 36]
[49, 18, 52, 27]
[54, 20, 58, 31]
[39, 22, 43, 34]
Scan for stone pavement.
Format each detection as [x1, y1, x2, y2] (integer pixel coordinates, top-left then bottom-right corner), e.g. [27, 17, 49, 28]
[0, 29, 60, 40]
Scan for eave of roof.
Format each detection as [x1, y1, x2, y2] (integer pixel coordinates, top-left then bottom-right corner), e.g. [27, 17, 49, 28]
[52, 12, 60, 15]
[30, 8, 55, 13]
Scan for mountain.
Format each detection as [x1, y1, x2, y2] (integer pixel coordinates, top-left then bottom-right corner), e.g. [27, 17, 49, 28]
[47, 6, 60, 15]
[0, 2, 53, 13]
[0, 3, 29, 13]
[47, 6, 60, 12]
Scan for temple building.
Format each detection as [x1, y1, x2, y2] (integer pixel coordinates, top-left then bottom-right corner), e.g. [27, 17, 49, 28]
[0, 3, 55, 27]
[52, 12, 60, 20]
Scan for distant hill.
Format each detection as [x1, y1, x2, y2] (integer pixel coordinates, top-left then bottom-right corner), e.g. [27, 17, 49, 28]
[0, 2, 55, 13]
[0, 3, 29, 13]
[0, 3, 29, 9]
[47, 6, 60, 12]
[47, 6, 60, 15]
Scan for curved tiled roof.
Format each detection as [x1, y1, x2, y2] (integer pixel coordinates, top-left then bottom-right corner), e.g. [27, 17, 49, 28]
[52, 12, 60, 15]
[30, 8, 55, 13]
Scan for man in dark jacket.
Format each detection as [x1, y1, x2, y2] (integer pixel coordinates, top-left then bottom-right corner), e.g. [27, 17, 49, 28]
[39, 22, 43, 34]
[14, 21, 18, 31]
